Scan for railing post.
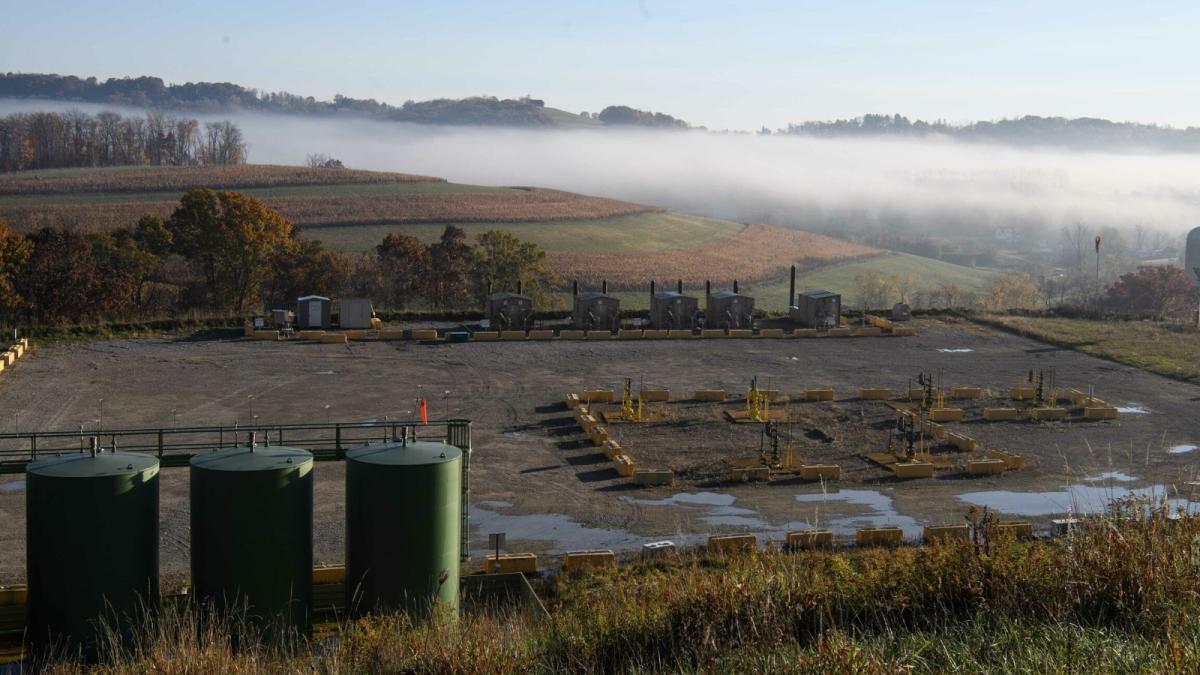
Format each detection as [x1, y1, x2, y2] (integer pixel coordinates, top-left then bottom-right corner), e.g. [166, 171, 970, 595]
[30, 434, 36, 462]
[335, 423, 343, 459]
[157, 429, 164, 458]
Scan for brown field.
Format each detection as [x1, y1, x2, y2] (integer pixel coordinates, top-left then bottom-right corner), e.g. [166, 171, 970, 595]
[0, 164, 442, 195]
[547, 222, 879, 288]
[0, 187, 661, 232]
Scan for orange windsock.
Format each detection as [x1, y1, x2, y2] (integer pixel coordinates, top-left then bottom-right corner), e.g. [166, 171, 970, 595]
[419, 398, 428, 424]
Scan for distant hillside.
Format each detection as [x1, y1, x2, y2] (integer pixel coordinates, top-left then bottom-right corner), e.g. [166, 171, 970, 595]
[0, 72, 690, 129]
[780, 113, 1200, 152]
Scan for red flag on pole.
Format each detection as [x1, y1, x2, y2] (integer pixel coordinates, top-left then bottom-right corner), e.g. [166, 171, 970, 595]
[419, 398, 428, 424]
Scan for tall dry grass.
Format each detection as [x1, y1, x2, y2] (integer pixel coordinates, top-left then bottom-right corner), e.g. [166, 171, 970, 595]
[28, 498, 1200, 673]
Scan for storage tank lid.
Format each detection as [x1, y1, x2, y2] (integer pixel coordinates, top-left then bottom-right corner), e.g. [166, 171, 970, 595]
[190, 445, 312, 472]
[346, 440, 461, 466]
[27, 452, 160, 478]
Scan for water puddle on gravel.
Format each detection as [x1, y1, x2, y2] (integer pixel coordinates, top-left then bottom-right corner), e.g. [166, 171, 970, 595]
[1115, 405, 1150, 414]
[1084, 471, 1138, 483]
[469, 503, 659, 555]
[957, 484, 1195, 517]
[0, 480, 25, 494]
[1169, 444, 1198, 454]
[793, 489, 924, 540]
[623, 492, 770, 529]
[936, 348, 974, 353]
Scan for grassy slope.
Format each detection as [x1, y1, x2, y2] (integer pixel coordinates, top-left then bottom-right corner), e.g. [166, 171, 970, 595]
[976, 314, 1200, 382]
[305, 212, 742, 253]
[595, 252, 995, 311]
[36, 514, 1200, 673]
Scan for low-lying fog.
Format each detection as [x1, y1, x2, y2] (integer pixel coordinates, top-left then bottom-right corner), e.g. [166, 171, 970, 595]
[5, 99, 1200, 244]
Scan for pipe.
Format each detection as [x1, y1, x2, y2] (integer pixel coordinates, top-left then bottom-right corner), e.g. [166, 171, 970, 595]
[706, 280, 711, 298]
[602, 279, 608, 294]
[572, 280, 578, 297]
[677, 279, 683, 294]
[789, 265, 796, 307]
[651, 280, 656, 300]
[734, 279, 739, 294]
[517, 279, 522, 295]
[487, 280, 493, 296]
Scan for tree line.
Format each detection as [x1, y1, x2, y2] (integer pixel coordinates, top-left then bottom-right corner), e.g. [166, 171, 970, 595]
[0, 190, 559, 326]
[0, 110, 246, 172]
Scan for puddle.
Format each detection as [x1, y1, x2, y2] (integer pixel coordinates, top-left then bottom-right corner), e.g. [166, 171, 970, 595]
[936, 348, 974, 353]
[1169, 444, 1198, 455]
[1115, 405, 1150, 414]
[469, 503, 656, 555]
[477, 500, 513, 509]
[0, 480, 25, 494]
[793, 489, 924, 540]
[1084, 471, 1137, 483]
[316, 370, 335, 375]
[958, 484, 1194, 517]
[624, 492, 766, 527]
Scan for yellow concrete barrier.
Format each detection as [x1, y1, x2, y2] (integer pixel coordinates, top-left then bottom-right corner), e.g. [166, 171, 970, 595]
[892, 462, 934, 479]
[578, 414, 599, 433]
[1, 351, 14, 366]
[0, 359, 5, 373]
[666, 329, 694, 339]
[804, 388, 835, 402]
[728, 329, 753, 338]
[485, 553, 538, 574]
[472, 331, 501, 341]
[0, 584, 27, 605]
[633, 469, 674, 486]
[13, 343, 24, 357]
[642, 329, 669, 339]
[1064, 388, 1090, 405]
[757, 328, 785, 338]
[589, 425, 610, 446]
[1010, 386, 1036, 400]
[792, 328, 819, 338]
[585, 330, 613, 340]
[858, 388, 892, 400]
[573, 406, 590, 423]
[700, 329, 726, 338]
[602, 440, 624, 460]
[852, 326, 883, 337]
[966, 459, 1007, 476]
[730, 465, 771, 482]
[866, 315, 895, 330]
[950, 387, 982, 400]
[983, 407, 1019, 421]
[1083, 406, 1119, 420]
[991, 521, 1034, 539]
[559, 330, 586, 339]
[243, 323, 255, 337]
[639, 388, 670, 402]
[761, 389, 785, 402]
[1029, 407, 1068, 421]
[946, 432, 978, 452]
[318, 333, 348, 344]
[924, 524, 970, 543]
[928, 408, 964, 422]
[411, 329, 440, 340]
[618, 329, 643, 339]
[856, 527, 904, 546]
[799, 464, 841, 480]
[312, 565, 345, 585]
[828, 327, 852, 337]
[920, 420, 947, 440]
[528, 329, 556, 340]
[906, 388, 926, 400]
[707, 534, 757, 555]
[694, 389, 726, 401]
[613, 454, 637, 477]
[565, 393, 581, 408]
[988, 450, 1024, 470]
[582, 389, 615, 403]
[890, 326, 917, 336]
[500, 330, 527, 340]
[252, 330, 281, 341]
[371, 317, 383, 331]
[786, 530, 834, 550]
[562, 550, 616, 572]
[379, 329, 406, 340]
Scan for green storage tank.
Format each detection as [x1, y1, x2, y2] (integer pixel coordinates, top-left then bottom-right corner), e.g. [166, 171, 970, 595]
[190, 439, 313, 636]
[345, 439, 461, 619]
[26, 448, 160, 659]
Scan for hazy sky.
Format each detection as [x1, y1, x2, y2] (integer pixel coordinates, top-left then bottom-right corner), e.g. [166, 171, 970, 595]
[5, 1, 1200, 130]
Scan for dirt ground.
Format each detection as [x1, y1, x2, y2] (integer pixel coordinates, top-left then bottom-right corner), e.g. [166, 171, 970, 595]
[2, 317, 1199, 585]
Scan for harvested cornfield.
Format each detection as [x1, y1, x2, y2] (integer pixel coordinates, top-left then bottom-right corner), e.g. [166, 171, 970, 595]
[547, 223, 879, 288]
[0, 185, 661, 232]
[0, 164, 443, 195]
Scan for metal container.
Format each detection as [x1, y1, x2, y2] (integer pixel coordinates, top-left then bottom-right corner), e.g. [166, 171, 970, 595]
[26, 448, 160, 658]
[705, 290, 755, 329]
[791, 289, 841, 328]
[345, 439, 462, 619]
[295, 295, 331, 329]
[649, 291, 699, 330]
[486, 292, 533, 331]
[572, 292, 620, 331]
[190, 440, 313, 635]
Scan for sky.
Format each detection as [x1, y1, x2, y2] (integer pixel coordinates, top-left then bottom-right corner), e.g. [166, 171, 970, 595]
[4, 0, 1200, 130]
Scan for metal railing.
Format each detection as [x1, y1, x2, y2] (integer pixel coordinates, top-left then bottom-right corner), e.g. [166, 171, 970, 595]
[0, 418, 475, 561]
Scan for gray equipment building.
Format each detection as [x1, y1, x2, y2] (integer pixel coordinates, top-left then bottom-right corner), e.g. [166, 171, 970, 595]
[573, 291, 620, 331]
[296, 295, 332, 330]
[650, 291, 699, 330]
[338, 297, 374, 329]
[487, 292, 533, 330]
[705, 289, 755, 329]
[791, 289, 842, 328]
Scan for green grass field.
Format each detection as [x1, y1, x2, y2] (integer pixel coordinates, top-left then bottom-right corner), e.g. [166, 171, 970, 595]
[0, 181, 511, 206]
[589, 252, 996, 311]
[976, 314, 1200, 382]
[306, 211, 743, 253]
